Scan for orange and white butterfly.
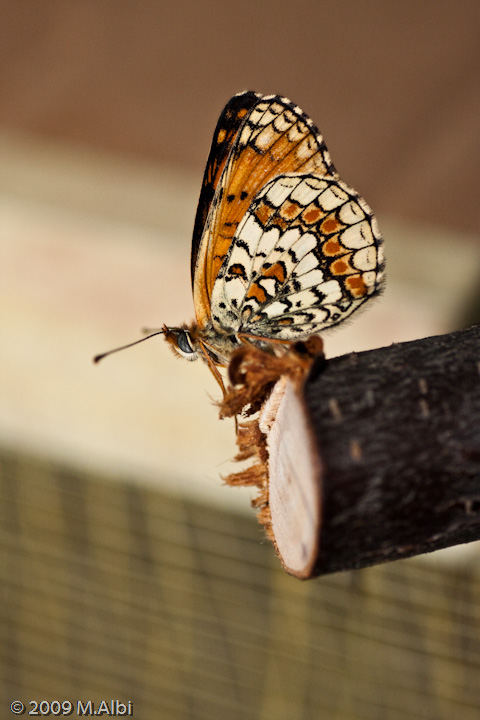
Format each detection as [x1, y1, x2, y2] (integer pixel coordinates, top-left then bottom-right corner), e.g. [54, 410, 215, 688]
[162, 91, 384, 391]
[96, 92, 384, 392]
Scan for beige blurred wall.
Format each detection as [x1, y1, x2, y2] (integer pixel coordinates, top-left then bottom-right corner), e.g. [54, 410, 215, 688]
[1, 0, 479, 235]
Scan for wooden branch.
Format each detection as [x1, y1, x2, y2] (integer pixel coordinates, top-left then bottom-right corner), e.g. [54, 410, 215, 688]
[225, 324, 480, 579]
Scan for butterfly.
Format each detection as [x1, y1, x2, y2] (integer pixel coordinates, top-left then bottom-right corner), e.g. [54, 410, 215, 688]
[96, 92, 384, 393]
[162, 91, 384, 392]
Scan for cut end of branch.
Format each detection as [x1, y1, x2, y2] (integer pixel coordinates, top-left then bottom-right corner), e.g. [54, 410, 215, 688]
[220, 339, 324, 578]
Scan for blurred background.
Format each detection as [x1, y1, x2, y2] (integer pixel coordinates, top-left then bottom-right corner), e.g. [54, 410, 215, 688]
[1, 2, 479, 718]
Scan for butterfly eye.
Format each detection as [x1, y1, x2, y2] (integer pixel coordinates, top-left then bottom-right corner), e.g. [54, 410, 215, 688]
[176, 330, 198, 360]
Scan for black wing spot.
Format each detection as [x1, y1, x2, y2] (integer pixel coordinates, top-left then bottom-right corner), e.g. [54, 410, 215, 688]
[240, 191, 248, 200]
[227, 263, 247, 280]
[227, 193, 235, 203]
[235, 238, 251, 253]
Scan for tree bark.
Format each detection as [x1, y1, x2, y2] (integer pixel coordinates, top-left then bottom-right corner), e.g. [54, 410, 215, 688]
[261, 324, 480, 578]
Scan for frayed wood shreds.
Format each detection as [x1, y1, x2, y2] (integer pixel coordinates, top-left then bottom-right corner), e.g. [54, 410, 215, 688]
[220, 337, 324, 538]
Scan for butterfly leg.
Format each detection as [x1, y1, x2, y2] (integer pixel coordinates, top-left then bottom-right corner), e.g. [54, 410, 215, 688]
[198, 342, 227, 395]
[198, 342, 243, 433]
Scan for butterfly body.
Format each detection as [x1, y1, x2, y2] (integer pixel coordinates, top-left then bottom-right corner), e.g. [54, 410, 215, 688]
[164, 92, 385, 391]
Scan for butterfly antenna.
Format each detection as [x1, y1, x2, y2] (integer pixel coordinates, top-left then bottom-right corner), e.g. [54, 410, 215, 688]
[93, 330, 165, 364]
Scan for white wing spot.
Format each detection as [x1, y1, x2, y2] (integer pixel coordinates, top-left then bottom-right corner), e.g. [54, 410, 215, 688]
[260, 278, 277, 296]
[237, 214, 263, 249]
[224, 277, 246, 305]
[266, 176, 302, 207]
[264, 300, 290, 318]
[362, 271, 377, 288]
[353, 246, 376, 271]
[256, 226, 281, 258]
[274, 113, 295, 132]
[296, 268, 325, 289]
[256, 126, 279, 150]
[316, 279, 343, 302]
[279, 227, 302, 249]
[258, 109, 278, 126]
[290, 232, 317, 259]
[239, 124, 253, 146]
[318, 185, 349, 211]
[306, 307, 330, 324]
[286, 289, 318, 308]
[295, 253, 319, 276]
[290, 178, 324, 205]
[287, 121, 309, 144]
[227, 245, 253, 271]
[339, 200, 365, 225]
[341, 221, 374, 249]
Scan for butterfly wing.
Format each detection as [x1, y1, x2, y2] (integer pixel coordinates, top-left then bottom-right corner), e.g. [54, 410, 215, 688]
[210, 173, 385, 340]
[192, 93, 336, 327]
[190, 91, 260, 285]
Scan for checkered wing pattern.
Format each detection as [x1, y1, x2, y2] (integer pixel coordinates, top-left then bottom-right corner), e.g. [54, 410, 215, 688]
[192, 93, 337, 327]
[210, 173, 384, 340]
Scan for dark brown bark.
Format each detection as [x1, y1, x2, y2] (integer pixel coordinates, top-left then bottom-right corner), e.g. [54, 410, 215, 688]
[302, 323, 480, 576]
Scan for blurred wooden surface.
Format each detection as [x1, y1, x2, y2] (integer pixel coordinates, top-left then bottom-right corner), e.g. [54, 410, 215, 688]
[0, 0, 479, 234]
[1, 447, 479, 720]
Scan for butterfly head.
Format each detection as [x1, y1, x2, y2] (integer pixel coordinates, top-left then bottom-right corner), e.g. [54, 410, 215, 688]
[162, 324, 199, 361]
